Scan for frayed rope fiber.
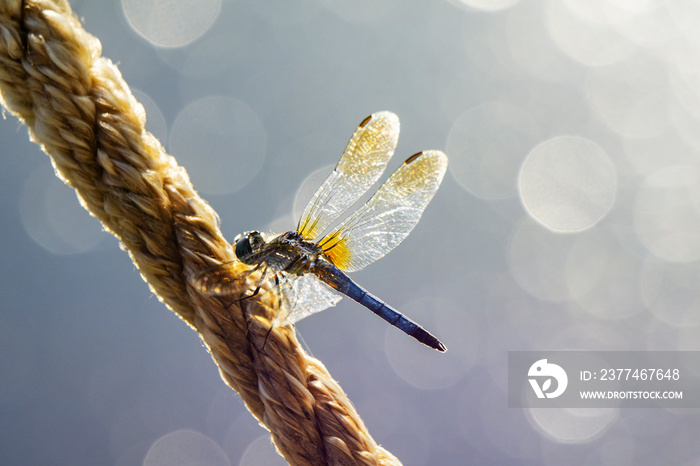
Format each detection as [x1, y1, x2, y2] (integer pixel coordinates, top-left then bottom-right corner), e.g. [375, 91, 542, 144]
[0, 1, 401, 464]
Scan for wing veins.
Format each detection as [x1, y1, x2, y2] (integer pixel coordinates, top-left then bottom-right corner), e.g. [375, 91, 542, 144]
[296, 112, 399, 240]
[318, 151, 448, 272]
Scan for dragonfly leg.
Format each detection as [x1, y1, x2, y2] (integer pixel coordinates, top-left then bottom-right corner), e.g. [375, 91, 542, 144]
[224, 264, 268, 310]
[262, 274, 282, 350]
[262, 272, 281, 351]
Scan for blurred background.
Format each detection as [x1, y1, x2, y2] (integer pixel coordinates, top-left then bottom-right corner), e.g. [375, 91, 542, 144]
[2, 0, 700, 464]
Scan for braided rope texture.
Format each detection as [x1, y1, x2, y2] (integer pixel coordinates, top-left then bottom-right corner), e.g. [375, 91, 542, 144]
[0, 1, 401, 464]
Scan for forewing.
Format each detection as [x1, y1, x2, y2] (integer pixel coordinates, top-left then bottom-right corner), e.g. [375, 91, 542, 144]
[276, 273, 343, 325]
[319, 150, 448, 272]
[297, 111, 400, 240]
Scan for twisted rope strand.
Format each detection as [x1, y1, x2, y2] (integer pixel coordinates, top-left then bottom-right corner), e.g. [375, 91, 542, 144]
[0, 1, 401, 464]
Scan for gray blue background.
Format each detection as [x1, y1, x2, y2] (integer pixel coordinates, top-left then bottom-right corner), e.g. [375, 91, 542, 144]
[3, 0, 700, 464]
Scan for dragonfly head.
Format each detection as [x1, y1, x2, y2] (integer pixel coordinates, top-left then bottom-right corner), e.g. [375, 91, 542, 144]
[234, 231, 264, 265]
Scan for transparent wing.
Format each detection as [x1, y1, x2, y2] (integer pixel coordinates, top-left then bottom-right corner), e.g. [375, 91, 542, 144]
[191, 261, 248, 295]
[192, 262, 342, 326]
[297, 111, 400, 240]
[318, 150, 448, 272]
[275, 273, 343, 325]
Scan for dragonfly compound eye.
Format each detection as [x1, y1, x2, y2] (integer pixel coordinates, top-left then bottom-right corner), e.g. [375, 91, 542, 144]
[234, 232, 258, 264]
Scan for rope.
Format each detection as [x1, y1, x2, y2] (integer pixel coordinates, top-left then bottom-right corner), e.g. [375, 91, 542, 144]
[0, 1, 401, 464]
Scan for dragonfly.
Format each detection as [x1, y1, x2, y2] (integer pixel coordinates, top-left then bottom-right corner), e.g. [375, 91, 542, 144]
[193, 111, 448, 351]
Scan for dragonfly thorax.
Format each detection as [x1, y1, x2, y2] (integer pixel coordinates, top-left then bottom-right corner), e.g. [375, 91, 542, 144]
[234, 230, 325, 274]
[234, 231, 265, 265]
[275, 231, 325, 275]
